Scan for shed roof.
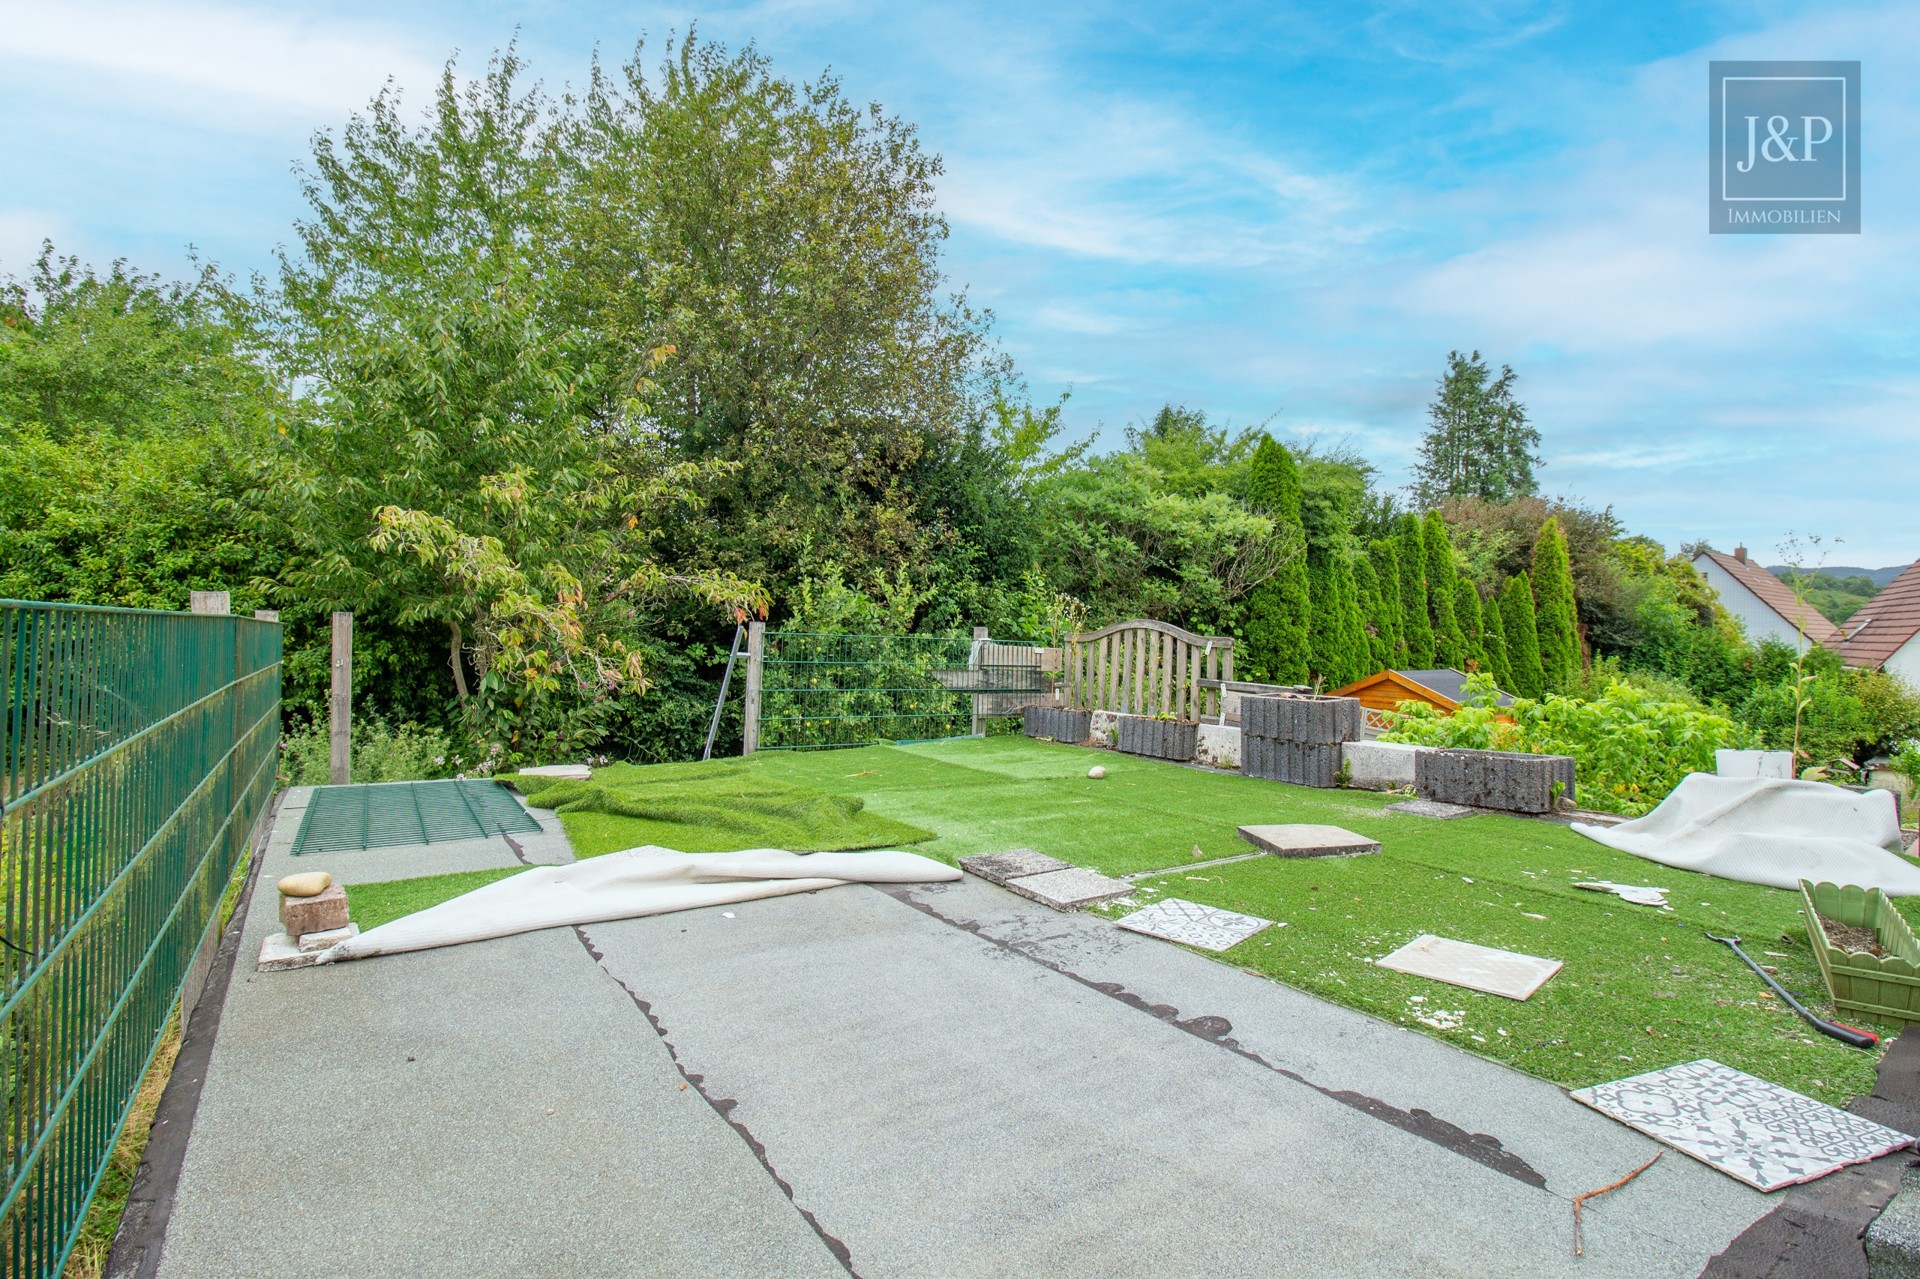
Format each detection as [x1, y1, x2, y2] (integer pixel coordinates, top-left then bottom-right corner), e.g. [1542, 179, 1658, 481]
[1837, 559, 1920, 669]
[1692, 549, 1845, 646]
[1332, 668, 1515, 709]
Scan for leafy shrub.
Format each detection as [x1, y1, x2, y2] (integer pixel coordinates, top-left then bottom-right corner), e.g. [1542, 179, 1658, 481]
[278, 716, 459, 787]
[1381, 673, 1758, 816]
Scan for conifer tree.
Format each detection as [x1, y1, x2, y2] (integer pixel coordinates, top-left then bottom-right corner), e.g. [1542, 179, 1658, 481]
[1395, 513, 1433, 667]
[1307, 552, 1343, 686]
[1352, 555, 1392, 671]
[1334, 554, 1371, 685]
[1241, 436, 1312, 682]
[1481, 581, 1515, 691]
[1530, 515, 1580, 691]
[1412, 350, 1542, 505]
[1368, 538, 1404, 666]
[1499, 572, 1545, 698]
[1452, 575, 1488, 674]
[1422, 511, 1464, 667]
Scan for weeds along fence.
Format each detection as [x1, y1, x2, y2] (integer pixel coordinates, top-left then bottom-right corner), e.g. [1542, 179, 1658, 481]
[1, 601, 281, 1279]
[1061, 620, 1234, 721]
[753, 631, 1045, 751]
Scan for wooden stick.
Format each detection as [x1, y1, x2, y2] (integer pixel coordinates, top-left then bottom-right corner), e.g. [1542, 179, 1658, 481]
[1573, 1151, 1661, 1256]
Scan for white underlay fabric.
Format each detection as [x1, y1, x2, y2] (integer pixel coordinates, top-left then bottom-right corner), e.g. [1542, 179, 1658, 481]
[323, 846, 961, 961]
[1571, 774, 1919, 894]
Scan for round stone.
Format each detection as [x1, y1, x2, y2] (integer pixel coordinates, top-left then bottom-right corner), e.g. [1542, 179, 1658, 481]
[1087, 766, 1107, 779]
[277, 871, 333, 898]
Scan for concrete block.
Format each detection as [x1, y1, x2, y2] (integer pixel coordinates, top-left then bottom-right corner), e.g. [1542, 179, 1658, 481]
[1385, 799, 1477, 820]
[1716, 749, 1794, 780]
[960, 849, 1073, 885]
[281, 883, 349, 938]
[257, 932, 323, 972]
[1416, 749, 1577, 814]
[1241, 695, 1362, 744]
[1237, 824, 1381, 858]
[1001, 868, 1135, 910]
[1866, 1162, 1920, 1278]
[298, 922, 361, 953]
[1342, 740, 1427, 791]
[1114, 715, 1197, 761]
[1089, 709, 1119, 748]
[1195, 723, 1241, 769]
[1023, 705, 1092, 744]
[1243, 737, 1342, 788]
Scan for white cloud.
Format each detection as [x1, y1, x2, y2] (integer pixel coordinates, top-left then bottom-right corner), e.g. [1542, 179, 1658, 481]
[0, 1, 443, 122]
[0, 210, 68, 275]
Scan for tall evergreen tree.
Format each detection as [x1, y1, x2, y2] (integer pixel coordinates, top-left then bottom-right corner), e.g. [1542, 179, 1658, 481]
[1531, 515, 1581, 690]
[1395, 513, 1433, 667]
[1499, 572, 1545, 698]
[1368, 538, 1404, 666]
[1306, 551, 1343, 686]
[1412, 350, 1543, 505]
[1422, 510, 1464, 667]
[1240, 436, 1312, 682]
[1452, 575, 1488, 674]
[1481, 581, 1515, 691]
[1334, 554, 1371, 685]
[1352, 555, 1392, 671]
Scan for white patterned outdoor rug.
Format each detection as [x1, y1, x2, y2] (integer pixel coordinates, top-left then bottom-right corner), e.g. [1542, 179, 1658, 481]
[1115, 898, 1273, 952]
[1571, 1059, 1914, 1191]
[1374, 934, 1562, 1000]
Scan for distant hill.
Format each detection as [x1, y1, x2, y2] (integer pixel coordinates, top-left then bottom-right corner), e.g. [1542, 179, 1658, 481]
[1762, 564, 1908, 624]
[1766, 564, 1908, 587]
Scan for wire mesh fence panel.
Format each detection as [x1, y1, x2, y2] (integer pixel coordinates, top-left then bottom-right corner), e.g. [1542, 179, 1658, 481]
[0, 600, 281, 1279]
[758, 632, 1044, 751]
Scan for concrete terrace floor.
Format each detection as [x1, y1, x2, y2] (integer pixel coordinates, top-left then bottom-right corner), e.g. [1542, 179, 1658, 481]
[142, 783, 1786, 1278]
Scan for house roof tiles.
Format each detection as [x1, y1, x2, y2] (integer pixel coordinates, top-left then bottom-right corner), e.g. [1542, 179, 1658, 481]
[1694, 549, 1845, 647]
[1838, 559, 1920, 669]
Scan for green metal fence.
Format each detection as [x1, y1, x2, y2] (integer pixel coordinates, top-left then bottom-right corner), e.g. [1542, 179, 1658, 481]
[758, 631, 1044, 751]
[1, 601, 281, 1279]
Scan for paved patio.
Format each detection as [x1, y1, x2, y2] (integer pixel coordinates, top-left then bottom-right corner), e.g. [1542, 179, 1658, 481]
[136, 787, 1786, 1277]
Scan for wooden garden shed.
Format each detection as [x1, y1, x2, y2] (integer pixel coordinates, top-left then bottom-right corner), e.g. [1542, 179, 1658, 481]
[1331, 668, 1514, 733]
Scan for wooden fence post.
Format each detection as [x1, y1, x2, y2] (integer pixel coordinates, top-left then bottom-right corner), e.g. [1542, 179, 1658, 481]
[330, 611, 353, 785]
[741, 620, 765, 754]
[189, 591, 230, 615]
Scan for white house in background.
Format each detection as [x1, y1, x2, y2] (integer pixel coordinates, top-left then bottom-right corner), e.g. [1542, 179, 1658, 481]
[1690, 545, 1844, 652]
[1838, 559, 1920, 684]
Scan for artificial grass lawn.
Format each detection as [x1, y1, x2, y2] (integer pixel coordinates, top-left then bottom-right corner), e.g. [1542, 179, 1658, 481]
[503, 759, 934, 858]
[755, 736, 1916, 1106]
[347, 866, 528, 932]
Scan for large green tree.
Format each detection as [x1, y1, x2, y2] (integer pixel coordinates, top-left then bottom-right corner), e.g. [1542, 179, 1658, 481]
[1531, 516, 1581, 690]
[1353, 554, 1392, 670]
[1412, 350, 1542, 505]
[1452, 575, 1489, 675]
[1500, 572, 1546, 697]
[1240, 435, 1312, 681]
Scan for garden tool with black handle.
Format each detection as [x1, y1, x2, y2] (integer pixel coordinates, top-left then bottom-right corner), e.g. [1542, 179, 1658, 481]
[1705, 932, 1879, 1050]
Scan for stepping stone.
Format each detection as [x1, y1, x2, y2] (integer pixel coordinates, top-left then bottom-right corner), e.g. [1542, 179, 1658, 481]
[1237, 824, 1380, 858]
[1375, 933, 1561, 1000]
[1001, 867, 1134, 911]
[1384, 799, 1476, 820]
[518, 764, 592, 781]
[1116, 898, 1273, 951]
[960, 849, 1072, 885]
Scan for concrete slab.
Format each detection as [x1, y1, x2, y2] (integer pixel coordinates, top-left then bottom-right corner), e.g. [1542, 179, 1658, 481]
[158, 796, 844, 1279]
[1386, 798, 1478, 820]
[959, 849, 1072, 885]
[1114, 897, 1272, 951]
[582, 881, 1774, 1278]
[1000, 866, 1134, 909]
[1237, 823, 1381, 858]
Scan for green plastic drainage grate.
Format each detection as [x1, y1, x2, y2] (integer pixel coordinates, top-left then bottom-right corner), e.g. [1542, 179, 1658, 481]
[291, 780, 545, 855]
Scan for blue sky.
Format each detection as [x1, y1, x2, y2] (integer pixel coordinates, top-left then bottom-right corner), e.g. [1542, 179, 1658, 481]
[3, 1, 1913, 563]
